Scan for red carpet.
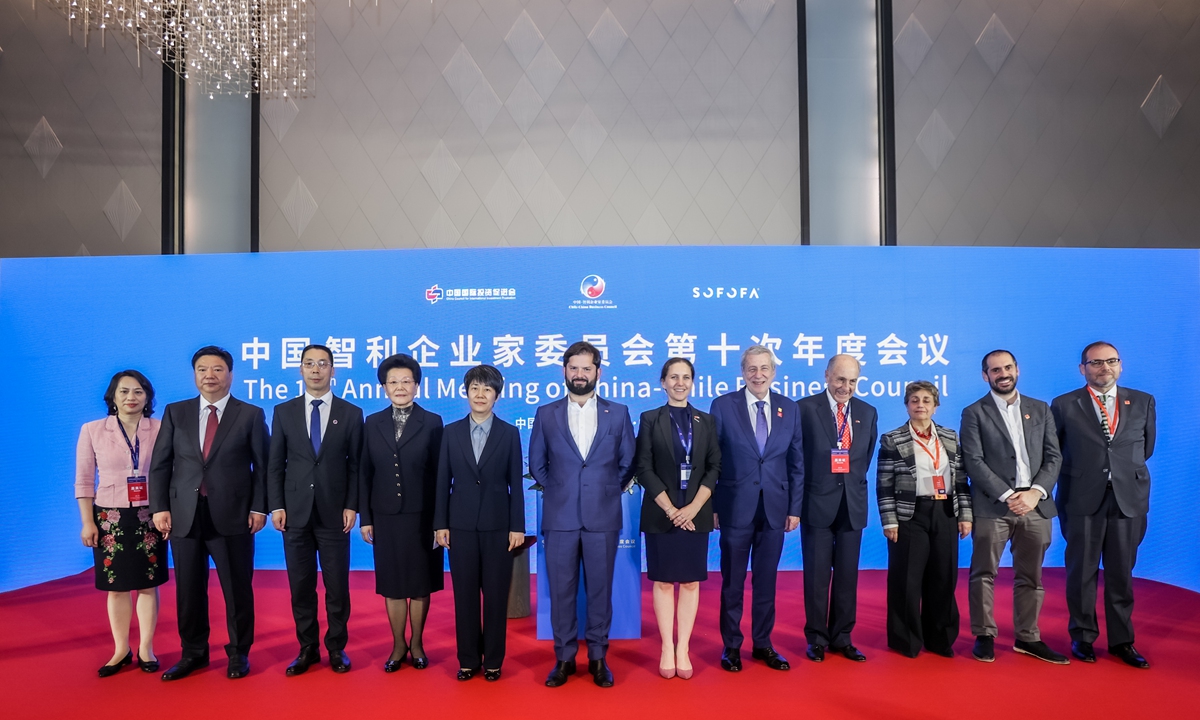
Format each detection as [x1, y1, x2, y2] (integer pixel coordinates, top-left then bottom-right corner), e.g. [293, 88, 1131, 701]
[3, 569, 1197, 718]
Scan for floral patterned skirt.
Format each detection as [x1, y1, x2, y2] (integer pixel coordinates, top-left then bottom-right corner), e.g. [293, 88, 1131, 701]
[92, 505, 168, 592]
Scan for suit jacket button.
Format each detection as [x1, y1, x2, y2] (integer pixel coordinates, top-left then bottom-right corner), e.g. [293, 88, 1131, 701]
[1102, 468, 1108, 473]
[315, 462, 320, 466]
[397, 492, 402, 496]
[397, 483, 401, 487]
[754, 481, 760, 486]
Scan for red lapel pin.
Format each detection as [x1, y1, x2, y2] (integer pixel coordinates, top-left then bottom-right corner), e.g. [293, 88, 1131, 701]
[332, 419, 338, 424]
[776, 407, 783, 417]
[1124, 400, 1130, 405]
[1024, 414, 1030, 419]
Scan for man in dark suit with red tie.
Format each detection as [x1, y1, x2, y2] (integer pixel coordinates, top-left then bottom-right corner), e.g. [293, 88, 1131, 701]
[268, 344, 363, 675]
[1052, 341, 1155, 669]
[796, 354, 877, 663]
[150, 346, 269, 680]
[709, 345, 804, 672]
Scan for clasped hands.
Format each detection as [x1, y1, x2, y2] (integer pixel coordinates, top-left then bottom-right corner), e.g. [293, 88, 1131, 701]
[1006, 488, 1041, 516]
[664, 503, 699, 531]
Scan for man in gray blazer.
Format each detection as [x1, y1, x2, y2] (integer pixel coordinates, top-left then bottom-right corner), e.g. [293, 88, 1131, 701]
[1052, 342, 1155, 669]
[960, 350, 1067, 665]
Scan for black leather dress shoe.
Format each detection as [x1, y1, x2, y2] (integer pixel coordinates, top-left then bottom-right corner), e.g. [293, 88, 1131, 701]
[805, 644, 825, 663]
[588, 659, 614, 687]
[720, 647, 742, 672]
[1071, 641, 1096, 663]
[329, 650, 351, 673]
[1109, 643, 1149, 669]
[457, 667, 480, 681]
[161, 656, 209, 681]
[227, 654, 250, 679]
[751, 646, 790, 670]
[545, 660, 576, 687]
[484, 668, 502, 682]
[286, 646, 320, 676]
[1014, 640, 1069, 665]
[973, 636, 995, 663]
[137, 652, 160, 673]
[832, 645, 867, 662]
[98, 651, 133, 678]
[383, 658, 404, 673]
[409, 650, 429, 669]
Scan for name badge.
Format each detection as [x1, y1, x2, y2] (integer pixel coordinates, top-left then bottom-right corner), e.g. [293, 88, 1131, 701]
[680, 463, 692, 490]
[830, 449, 849, 473]
[127, 474, 148, 504]
[931, 474, 948, 499]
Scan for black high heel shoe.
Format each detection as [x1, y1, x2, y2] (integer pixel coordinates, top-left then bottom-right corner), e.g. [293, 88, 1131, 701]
[98, 651, 133, 678]
[409, 649, 429, 669]
[383, 645, 408, 673]
[137, 652, 160, 673]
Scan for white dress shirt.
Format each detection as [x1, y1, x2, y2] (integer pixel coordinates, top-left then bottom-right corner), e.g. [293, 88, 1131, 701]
[990, 391, 1047, 502]
[911, 423, 949, 498]
[198, 393, 231, 448]
[305, 390, 333, 440]
[567, 394, 598, 459]
[745, 387, 772, 435]
[825, 390, 853, 445]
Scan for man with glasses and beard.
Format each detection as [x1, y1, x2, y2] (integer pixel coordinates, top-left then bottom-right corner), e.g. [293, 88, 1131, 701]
[1052, 342, 1155, 669]
[529, 341, 635, 688]
[960, 350, 1067, 665]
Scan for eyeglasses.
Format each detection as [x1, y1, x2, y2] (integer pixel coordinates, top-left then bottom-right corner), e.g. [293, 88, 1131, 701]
[1084, 358, 1120, 368]
[386, 379, 416, 387]
[302, 360, 332, 369]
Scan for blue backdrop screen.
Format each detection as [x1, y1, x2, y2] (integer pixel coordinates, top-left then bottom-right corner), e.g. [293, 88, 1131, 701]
[2, 246, 1196, 593]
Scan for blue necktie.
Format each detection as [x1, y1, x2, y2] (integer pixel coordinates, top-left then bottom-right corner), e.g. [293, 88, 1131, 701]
[310, 399, 323, 456]
[754, 400, 768, 454]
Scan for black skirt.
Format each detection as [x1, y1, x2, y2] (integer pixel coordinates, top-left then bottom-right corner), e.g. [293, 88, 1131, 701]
[645, 527, 709, 583]
[92, 505, 168, 591]
[372, 512, 444, 599]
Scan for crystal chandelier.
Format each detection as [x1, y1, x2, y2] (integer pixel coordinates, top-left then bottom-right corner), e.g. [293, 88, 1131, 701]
[42, 0, 313, 99]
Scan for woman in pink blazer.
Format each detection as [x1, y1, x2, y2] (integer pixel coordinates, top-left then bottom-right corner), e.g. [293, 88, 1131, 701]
[76, 370, 166, 677]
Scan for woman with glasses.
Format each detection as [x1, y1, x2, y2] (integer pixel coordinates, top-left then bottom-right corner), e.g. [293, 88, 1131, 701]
[75, 370, 166, 676]
[876, 380, 972, 658]
[635, 357, 720, 679]
[359, 354, 444, 672]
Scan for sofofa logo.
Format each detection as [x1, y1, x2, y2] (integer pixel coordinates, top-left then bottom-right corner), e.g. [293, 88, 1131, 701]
[425, 285, 444, 304]
[692, 286, 760, 299]
[580, 275, 606, 299]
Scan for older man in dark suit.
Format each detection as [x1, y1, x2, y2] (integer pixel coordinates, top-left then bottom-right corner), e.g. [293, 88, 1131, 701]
[150, 346, 270, 681]
[960, 350, 1066, 665]
[1052, 342, 1155, 669]
[529, 341, 635, 688]
[797, 354, 877, 663]
[710, 345, 804, 672]
[268, 344, 363, 676]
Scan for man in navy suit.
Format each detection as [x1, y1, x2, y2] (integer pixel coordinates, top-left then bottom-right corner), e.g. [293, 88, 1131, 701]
[529, 341, 635, 688]
[797, 354, 877, 663]
[710, 345, 804, 672]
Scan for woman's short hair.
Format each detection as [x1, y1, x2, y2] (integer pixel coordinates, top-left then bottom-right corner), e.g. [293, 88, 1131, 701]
[903, 380, 940, 407]
[659, 357, 695, 381]
[377, 353, 422, 387]
[104, 370, 156, 417]
[463, 364, 504, 394]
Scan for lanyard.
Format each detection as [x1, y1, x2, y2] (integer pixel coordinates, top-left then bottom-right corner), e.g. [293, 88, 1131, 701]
[1086, 386, 1119, 436]
[910, 423, 941, 469]
[670, 410, 693, 463]
[118, 419, 141, 471]
[832, 403, 850, 449]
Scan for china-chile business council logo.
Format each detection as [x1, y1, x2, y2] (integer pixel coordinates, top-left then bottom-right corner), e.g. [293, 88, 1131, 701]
[424, 283, 517, 304]
[571, 274, 616, 310]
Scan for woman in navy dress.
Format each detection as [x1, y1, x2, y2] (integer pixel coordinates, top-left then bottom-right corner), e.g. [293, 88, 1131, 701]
[635, 357, 720, 679]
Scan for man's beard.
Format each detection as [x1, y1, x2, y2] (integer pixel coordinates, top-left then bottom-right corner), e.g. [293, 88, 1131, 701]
[568, 377, 597, 397]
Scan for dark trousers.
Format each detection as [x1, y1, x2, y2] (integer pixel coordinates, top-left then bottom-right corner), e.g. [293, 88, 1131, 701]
[170, 497, 256, 659]
[448, 529, 513, 669]
[282, 512, 351, 652]
[1062, 485, 1146, 647]
[887, 498, 959, 657]
[800, 495, 862, 648]
[719, 493, 785, 649]
[544, 529, 618, 662]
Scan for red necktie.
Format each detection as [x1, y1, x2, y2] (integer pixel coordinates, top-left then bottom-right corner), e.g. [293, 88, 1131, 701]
[201, 405, 218, 496]
[836, 403, 851, 450]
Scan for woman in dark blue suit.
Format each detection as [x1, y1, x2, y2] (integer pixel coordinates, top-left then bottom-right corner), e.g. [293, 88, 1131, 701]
[636, 357, 720, 680]
[359, 354, 444, 672]
[434, 365, 526, 682]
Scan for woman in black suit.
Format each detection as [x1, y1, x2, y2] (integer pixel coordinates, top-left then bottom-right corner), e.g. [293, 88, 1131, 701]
[434, 365, 526, 682]
[359, 354, 444, 672]
[876, 380, 972, 658]
[635, 357, 720, 680]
